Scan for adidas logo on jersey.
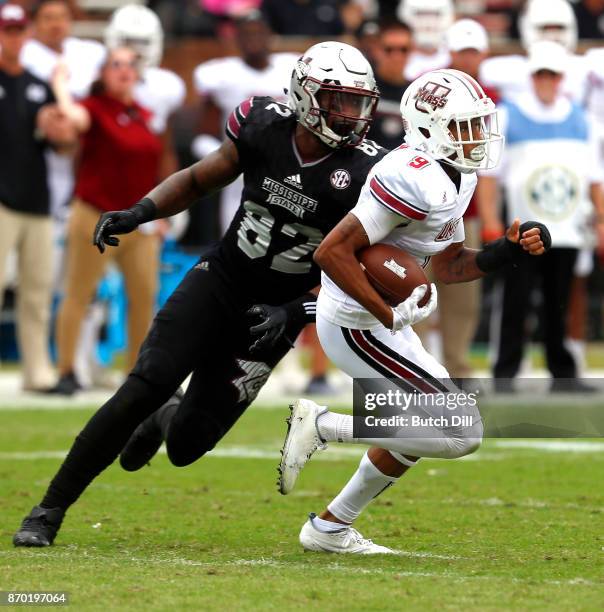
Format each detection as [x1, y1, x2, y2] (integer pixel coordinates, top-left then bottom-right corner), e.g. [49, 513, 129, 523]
[284, 174, 303, 189]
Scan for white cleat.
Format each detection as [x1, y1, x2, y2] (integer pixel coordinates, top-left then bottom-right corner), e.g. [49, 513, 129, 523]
[299, 514, 393, 554]
[278, 399, 327, 495]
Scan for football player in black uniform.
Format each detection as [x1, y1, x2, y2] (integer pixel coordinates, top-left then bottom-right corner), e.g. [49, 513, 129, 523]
[14, 41, 387, 547]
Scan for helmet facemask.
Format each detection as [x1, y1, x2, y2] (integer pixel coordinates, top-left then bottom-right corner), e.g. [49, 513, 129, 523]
[443, 108, 503, 173]
[304, 79, 378, 148]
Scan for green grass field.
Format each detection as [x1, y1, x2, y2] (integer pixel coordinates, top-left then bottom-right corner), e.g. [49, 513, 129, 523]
[1, 404, 603, 611]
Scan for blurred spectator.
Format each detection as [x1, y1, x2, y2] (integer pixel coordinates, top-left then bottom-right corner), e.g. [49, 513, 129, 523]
[260, 0, 349, 36]
[0, 3, 75, 391]
[478, 41, 604, 392]
[480, 0, 593, 370]
[398, 0, 453, 80]
[366, 19, 411, 150]
[415, 18, 493, 380]
[21, 0, 105, 221]
[48, 47, 163, 395]
[64, 3, 188, 389]
[572, 0, 604, 39]
[105, 5, 185, 179]
[354, 19, 380, 66]
[480, 0, 584, 104]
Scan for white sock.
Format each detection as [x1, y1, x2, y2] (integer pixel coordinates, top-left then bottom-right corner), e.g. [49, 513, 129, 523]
[311, 515, 348, 532]
[327, 451, 399, 524]
[317, 411, 354, 443]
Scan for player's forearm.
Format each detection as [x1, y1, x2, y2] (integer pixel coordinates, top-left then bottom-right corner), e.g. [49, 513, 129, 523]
[316, 246, 393, 327]
[146, 140, 241, 219]
[432, 247, 486, 285]
[145, 166, 204, 218]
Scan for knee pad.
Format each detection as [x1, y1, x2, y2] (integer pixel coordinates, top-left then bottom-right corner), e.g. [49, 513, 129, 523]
[131, 347, 178, 387]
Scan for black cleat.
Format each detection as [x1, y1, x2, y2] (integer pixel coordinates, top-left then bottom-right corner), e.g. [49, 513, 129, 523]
[45, 372, 82, 396]
[13, 505, 65, 547]
[119, 389, 183, 472]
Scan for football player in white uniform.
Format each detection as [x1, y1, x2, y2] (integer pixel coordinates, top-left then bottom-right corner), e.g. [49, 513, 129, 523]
[398, 0, 453, 81]
[479, 0, 586, 104]
[278, 69, 550, 553]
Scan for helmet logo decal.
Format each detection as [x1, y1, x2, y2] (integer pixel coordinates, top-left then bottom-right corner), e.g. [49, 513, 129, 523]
[414, 82, 451, 112]
[295, 58, 312, 80]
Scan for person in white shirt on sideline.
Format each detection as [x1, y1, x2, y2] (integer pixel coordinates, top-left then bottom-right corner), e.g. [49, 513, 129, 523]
[478, 41, 604, 393]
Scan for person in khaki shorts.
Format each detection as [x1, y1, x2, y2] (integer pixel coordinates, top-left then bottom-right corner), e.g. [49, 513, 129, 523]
[47, 46, 163, 394]
[0, 4, 76, 391]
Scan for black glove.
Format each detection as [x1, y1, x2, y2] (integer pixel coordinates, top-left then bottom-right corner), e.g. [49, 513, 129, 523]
[246, 293, 317, 355]
[476, 221, 552, 274]
[93, 197, 157, 254]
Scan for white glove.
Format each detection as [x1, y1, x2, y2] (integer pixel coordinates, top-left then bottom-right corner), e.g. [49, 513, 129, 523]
[391, 284, 438, 332]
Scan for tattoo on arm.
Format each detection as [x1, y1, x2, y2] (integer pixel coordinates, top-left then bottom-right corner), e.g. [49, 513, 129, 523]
[433, 244, 485, 284]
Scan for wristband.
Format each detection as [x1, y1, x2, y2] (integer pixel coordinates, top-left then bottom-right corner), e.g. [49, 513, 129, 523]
[284, 292, 317, 326]
[476, 221, 551, 273]
[131, 197, 157, 225]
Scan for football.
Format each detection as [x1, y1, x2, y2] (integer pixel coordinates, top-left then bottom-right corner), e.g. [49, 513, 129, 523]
[358, 243, 431, 307]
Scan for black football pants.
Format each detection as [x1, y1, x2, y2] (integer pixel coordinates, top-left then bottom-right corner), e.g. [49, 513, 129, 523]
[41, 253, 303, 510]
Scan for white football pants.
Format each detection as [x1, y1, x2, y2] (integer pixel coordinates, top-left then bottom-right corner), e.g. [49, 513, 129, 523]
[316, 314, 483, 459]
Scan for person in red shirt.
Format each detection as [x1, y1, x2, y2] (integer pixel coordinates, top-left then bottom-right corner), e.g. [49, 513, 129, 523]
[49, 46, 162, 394]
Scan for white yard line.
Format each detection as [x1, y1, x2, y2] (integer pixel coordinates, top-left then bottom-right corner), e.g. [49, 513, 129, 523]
[1, 440, 602, 464]
[0, 550, 596, 588]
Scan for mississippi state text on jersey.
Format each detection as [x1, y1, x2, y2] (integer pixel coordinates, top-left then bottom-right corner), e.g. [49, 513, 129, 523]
[220, 96, 388, 304]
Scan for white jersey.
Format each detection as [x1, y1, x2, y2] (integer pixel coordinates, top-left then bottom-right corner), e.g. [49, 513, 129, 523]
[194, 53, 298, 233]
[320, 145, 476, 329]
[485, 92, 601, 249]
[193, 53, 297, 115]
[479, 53, 588, 105]
[21, 37, 105, 99]
[583, 48, 604, 172]
[135, 66, 186, 134]
[404, 48, 450, 81]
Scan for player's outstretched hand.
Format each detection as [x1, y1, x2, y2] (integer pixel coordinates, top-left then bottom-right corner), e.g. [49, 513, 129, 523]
[93, 210, 140, 254]
[505, 218, 551, 256]
[391, 283, 438, 332]
[246, 304, 292, 354]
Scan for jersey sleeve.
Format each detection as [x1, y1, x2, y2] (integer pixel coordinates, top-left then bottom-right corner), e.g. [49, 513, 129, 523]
[351, 195, 408, 244]
[193, 59, 223, 98]
[224, 97, 256, 161]
[366, 154, 430, 222]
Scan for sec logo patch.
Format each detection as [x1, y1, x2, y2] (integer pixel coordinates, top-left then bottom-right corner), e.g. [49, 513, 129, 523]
[330, 169, 351, 190]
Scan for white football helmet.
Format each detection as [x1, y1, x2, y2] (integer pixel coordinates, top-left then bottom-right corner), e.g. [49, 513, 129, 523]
[397, 0, 454, 50]
[400, 69, 503, 174]
[289, 41, 379, 149]
[520, 0, 577, 52]
[105, 4, 164, 68]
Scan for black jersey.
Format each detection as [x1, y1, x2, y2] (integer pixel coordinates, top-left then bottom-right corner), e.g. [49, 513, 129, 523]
[220, 96, 388, 304]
